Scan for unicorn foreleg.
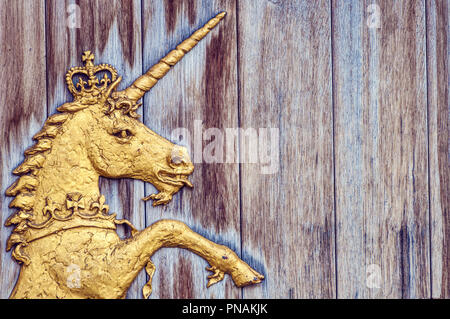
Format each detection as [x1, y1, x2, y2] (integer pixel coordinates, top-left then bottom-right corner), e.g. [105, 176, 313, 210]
[110, 219, 264, 298]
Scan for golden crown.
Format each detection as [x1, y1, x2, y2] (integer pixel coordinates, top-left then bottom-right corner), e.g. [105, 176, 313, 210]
[65, 51, 118, 103]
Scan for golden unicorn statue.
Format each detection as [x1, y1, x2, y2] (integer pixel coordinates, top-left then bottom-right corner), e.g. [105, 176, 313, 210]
[5, 12, 263, 299]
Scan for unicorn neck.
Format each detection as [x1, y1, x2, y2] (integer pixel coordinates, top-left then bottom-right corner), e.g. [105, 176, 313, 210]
[32, 122, 100, 223]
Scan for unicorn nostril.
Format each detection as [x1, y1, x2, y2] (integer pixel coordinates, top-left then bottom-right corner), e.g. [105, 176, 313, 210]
[170, 157, 184, 166]
[169, 146, 192, 168]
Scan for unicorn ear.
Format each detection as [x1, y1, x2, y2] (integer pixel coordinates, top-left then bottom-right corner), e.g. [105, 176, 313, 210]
[103, 76, 122, 100]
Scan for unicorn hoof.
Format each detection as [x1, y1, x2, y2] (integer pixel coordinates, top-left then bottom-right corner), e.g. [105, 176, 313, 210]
[230, 260, 264, 287]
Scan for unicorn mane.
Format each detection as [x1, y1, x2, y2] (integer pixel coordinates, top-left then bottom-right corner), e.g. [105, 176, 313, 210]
[6, 112, 71, 224]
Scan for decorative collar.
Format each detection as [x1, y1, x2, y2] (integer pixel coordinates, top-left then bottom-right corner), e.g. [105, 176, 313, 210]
[6, 193, 137, 265]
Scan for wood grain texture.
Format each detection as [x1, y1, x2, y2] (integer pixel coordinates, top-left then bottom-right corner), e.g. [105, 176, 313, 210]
[333, 0, 430, 298]
[426, 0, 449, 299]
[142, 0, 242, 298]
[238, 0, 336, 298]
[45, 0, 145, 299]
[0, 0, 47, 299]
[1, 0, 447, 300]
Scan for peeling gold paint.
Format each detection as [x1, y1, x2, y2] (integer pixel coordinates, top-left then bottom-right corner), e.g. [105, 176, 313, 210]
[5, 12, 263, 299]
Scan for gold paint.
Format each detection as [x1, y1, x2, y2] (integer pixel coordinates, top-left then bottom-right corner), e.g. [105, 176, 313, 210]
[5, 12, 264, 299]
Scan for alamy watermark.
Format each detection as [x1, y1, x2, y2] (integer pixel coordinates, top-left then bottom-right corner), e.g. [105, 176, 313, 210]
[367, 4, 381, 29]
[171, 120, 280, 174]
[366, 263, 382, 289]
[66, 263, 81, 288]
[66, 3, 81, 29]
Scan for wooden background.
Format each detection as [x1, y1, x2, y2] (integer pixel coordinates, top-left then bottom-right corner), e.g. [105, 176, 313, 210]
[0, 0, 448, 299]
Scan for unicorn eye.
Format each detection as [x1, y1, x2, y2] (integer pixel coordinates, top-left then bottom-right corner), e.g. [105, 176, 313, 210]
[112, 129, 133, 139]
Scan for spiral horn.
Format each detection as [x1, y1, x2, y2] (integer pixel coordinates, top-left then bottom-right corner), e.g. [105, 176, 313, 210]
[119, 11, 226, 102]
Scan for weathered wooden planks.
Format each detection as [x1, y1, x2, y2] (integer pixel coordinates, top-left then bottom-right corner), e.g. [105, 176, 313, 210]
[333, 0, 431, 298]
[238, 0, 336, 298]
[1, 0, 448, 300]
[0, 0, 48, 299]
[45, 0, 145, 299]
[142, 0, 242, 298]
[426, 0, 449, 299]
